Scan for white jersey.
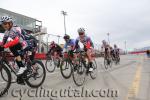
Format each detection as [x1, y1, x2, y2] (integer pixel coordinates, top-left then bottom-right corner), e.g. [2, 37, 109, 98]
[101, 42, 109, 49]
[101, 42, 110, 52]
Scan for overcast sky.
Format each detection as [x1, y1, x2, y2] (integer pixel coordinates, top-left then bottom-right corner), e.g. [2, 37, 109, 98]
[1, 0, 150, 50]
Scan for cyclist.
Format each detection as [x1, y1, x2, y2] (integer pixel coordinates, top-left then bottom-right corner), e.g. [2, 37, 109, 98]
[75, 28, 94, 72]
[46, 41, 63, 60]
[110, 46, 115, 60]
[63, 34, 76, 56]
[101, 40, 111, 59]
[0, 16, 32, 84]
[146, 50, 150, 58]
[113, 44, 120, 59]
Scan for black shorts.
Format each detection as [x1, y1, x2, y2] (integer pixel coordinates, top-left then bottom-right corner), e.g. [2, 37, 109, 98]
[9, 43, 22, 57]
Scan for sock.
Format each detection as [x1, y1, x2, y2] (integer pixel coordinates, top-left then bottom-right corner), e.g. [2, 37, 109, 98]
[16, 60, 24, 68]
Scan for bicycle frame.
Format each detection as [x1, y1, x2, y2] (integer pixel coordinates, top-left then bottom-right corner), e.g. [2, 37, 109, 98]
[0, 51, 18, 76]
[0, 50, 32, 77]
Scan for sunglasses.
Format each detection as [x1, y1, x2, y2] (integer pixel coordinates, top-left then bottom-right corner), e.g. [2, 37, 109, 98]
[2, 22, 9, 25]
[64, 37, 69, 40]
[79, 32, 84, 35]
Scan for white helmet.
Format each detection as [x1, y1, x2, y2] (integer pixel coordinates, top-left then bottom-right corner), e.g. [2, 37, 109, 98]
[77, 27, 85, 33]
[1, 16, 13, 23]
[102, 40, 107, 44]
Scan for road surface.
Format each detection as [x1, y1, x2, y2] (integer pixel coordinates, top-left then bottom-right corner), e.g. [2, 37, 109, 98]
[1, 54, 150, 100]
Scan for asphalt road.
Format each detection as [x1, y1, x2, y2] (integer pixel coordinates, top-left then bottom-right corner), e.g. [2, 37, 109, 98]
[0, 54, 150, 100]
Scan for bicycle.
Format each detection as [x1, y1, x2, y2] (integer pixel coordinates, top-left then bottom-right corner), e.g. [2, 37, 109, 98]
[45, 53, 61, 73]
[0, 50, 46, 97]
[104, 52, 112, 70]
[111, 51, 120, 65]
[0, 51, 11, 97]
[113, 54, 120, 65]
[72, 51, 97, 86]
[59, 51, 75, 79]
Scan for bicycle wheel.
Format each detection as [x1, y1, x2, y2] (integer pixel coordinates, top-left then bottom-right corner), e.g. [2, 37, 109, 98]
[60, 59, 72, 79]
[104, 59, 108, 69]
[53, 58, 60, 68]
[114, 58, 118, 65]
[117, 56, 120, 64]
[25, 60, 46, 88]
[1, 61, 18, 83]
[1, 70, 16, 83]
[90, 60, 98, 79]
[45, 59, 56, 73]
[104, 58, 112, 70]
[0, 64, 11, 97]
[72, 60, 86, 86]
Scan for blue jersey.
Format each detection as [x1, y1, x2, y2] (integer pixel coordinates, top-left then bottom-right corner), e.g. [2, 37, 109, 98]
[64, 39, 76, 49]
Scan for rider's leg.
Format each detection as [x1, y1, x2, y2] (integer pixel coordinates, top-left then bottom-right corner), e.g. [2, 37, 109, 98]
[9, 43, 27, 75]
[29, 51, 35, 62]
[108, 48, 111, 58]
[29, 51, 37, 72]
[9, 43, 26, 84]
[86, 48, 93, 71]
[53, 51, 57, 59]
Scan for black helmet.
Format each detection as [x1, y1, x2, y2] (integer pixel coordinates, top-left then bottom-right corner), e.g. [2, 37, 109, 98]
[63, 34, 70, 39]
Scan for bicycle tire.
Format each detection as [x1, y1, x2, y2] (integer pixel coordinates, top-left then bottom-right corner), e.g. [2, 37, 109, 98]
[25, 60, 46, 88]
[45, 59, 56, 73]
[0, 64, 11, 97]
[60, 59, 72, 79]
[90, 60, 98, 79]
[72, 60, 86, 86]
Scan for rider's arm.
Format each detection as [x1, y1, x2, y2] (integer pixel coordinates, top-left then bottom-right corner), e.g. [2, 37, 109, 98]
[87, 37, 94, 48]
[4, 37, 19, 48]
[101, 45, 105, 52]
[2, 33, 9, 45]
[70, 39, 76, 51]
[75, 39, 80, 50]
[84, 37, 94, 49]
[3, 27, 24, 48]
[47, 47, 52, 54]
[56, 44, 63, 51]
[63, 43, 67, 53]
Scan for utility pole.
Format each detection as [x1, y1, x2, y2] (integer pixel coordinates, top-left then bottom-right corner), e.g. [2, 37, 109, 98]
[61, 11, 67, 35]
[124, 41, 127, 54]
[107, 33, 110, 44]
[57, 35, 61, 44]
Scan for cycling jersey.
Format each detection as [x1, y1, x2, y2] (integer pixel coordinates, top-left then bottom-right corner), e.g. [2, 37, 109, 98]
[64, 39, 76, 50]
[48, 44, 63, 54]
[2, 26, 25, 48]
[114, 47, 119, 52]
[75, 35, 94, 50]
[101, 42, 109, 49]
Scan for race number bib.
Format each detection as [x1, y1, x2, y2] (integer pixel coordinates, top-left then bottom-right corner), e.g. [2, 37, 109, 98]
[0, 33, 4, 42]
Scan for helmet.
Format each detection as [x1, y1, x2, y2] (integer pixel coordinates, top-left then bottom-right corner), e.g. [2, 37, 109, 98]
[77, 27, 85, 33]
[102, 40, 106, 43]
[50, 41, 55, 45]
[50, 41, 55, 47]
[114, 44, 117, 48]
[1, 16, 13, 23]
[63, 34, 70, 39]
